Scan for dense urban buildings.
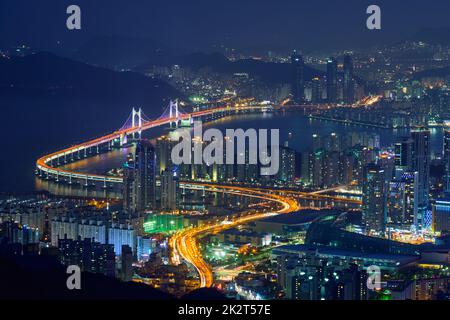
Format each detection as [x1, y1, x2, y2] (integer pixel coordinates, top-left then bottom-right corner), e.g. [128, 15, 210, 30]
[326, 57, 338, 103]
[444, 130, 450, 194]
[343, 55, 355, 104]
[3, 1, 450, 304]
[123, 140, 157, 213]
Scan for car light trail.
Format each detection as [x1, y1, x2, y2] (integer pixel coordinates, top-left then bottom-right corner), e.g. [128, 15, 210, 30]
[35, 104, 359, 290]
[169, 184, 300, 288]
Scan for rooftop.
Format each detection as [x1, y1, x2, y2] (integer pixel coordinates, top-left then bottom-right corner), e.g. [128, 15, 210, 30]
[257, 209, 340, 226]
[272, 244, 419, 266]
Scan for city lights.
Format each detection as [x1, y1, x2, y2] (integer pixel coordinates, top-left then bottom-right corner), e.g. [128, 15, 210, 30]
[2, 1, 450, 308]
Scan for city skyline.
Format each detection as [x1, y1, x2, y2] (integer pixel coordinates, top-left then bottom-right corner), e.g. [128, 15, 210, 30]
[3, 1, 450, 306]
[2, 0, 450, 53]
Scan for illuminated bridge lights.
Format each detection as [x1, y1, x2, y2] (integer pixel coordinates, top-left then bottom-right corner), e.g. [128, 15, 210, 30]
[35, 105, 270, 185]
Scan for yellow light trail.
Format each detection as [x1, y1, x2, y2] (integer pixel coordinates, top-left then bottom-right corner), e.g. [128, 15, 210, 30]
[169, 184, 299, 288]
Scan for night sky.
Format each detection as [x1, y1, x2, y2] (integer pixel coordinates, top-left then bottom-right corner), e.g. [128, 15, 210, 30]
[1, 0, 450, 52]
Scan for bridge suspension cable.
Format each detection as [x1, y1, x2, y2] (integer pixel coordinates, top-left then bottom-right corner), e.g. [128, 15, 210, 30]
[157, 100, 187, 120]
[119, 107, 152, 131]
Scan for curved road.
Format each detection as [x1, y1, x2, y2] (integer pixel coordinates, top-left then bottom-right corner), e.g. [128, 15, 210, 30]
[35, 103, 358, 289]
[170, 184, 300, 288]
[36, 105, 267, 183]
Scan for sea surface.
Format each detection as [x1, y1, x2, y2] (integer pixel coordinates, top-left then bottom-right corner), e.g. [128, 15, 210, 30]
[0, 100, 444, 194]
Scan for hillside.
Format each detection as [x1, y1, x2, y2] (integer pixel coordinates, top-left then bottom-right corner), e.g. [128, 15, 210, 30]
[136, 52, 323, 84]
[73, 35, 176, 70]
[0, 52, 183, 116]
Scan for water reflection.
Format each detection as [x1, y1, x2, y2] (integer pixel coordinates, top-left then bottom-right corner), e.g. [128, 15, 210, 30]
[35, 112, 447, 200]
[59, 146, 134, 174]
[35, 177, 122, 199]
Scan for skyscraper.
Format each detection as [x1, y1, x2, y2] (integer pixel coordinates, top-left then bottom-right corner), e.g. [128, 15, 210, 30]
[411, 129, 431, 228]
[443, 130, 450, 194]
[236, 148, 258, 183]
[343, 55, 354, 104]
[311, 77, 321, 103]
[433, 199, 450, 233]
[291, 52, 305, 104]
[310, 149, 325, 188]
[278, 144, 296, 184]
[326, 57, 338, 103]
[160, 169, 179, 211]
[123, 159, 137, 213]
[323, 151, 340, 187]
[362, 164, 387, 234]
[323, 132, 340, 152]
[394, 138, 413, 171]
[123, 140, 157, 213]
[135, 140, 157, 211]
[300, 152, 311, 185]
[387, 171, 419, 228]
[156, 135, 174, 175]
[312, 134, 322, 152]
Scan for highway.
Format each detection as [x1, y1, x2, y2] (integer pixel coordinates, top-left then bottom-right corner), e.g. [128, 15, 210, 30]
[35, 103, 361, 288]
[169, 183, 358, 289]
[169, 184, 300, 288]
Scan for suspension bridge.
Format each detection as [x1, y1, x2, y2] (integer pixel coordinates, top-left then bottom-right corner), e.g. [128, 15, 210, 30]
[35, 100, 360, 288]
[35, 100, 268, 187]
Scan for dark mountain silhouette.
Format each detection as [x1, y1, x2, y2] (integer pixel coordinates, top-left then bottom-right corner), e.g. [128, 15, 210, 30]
[0, 253, 174, 300]
[0, 52, 184, 193]
[136, 52, 323, 84]
[410, 27, 450, 45]
[0, 251, 228, 300]
[168, 52, 230, 70]
[412, 65, 450, 80]
[182, 287, 228, 300]
[71, 35, 322, 84]
[0, 52, 183, 118]
[73, 35, 175, 70]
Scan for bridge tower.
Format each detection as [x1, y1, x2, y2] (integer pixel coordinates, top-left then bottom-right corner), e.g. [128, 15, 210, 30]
[169, 100, 179, 128]
[120, 133, 128, 146]
[132, 107, 143, 139]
